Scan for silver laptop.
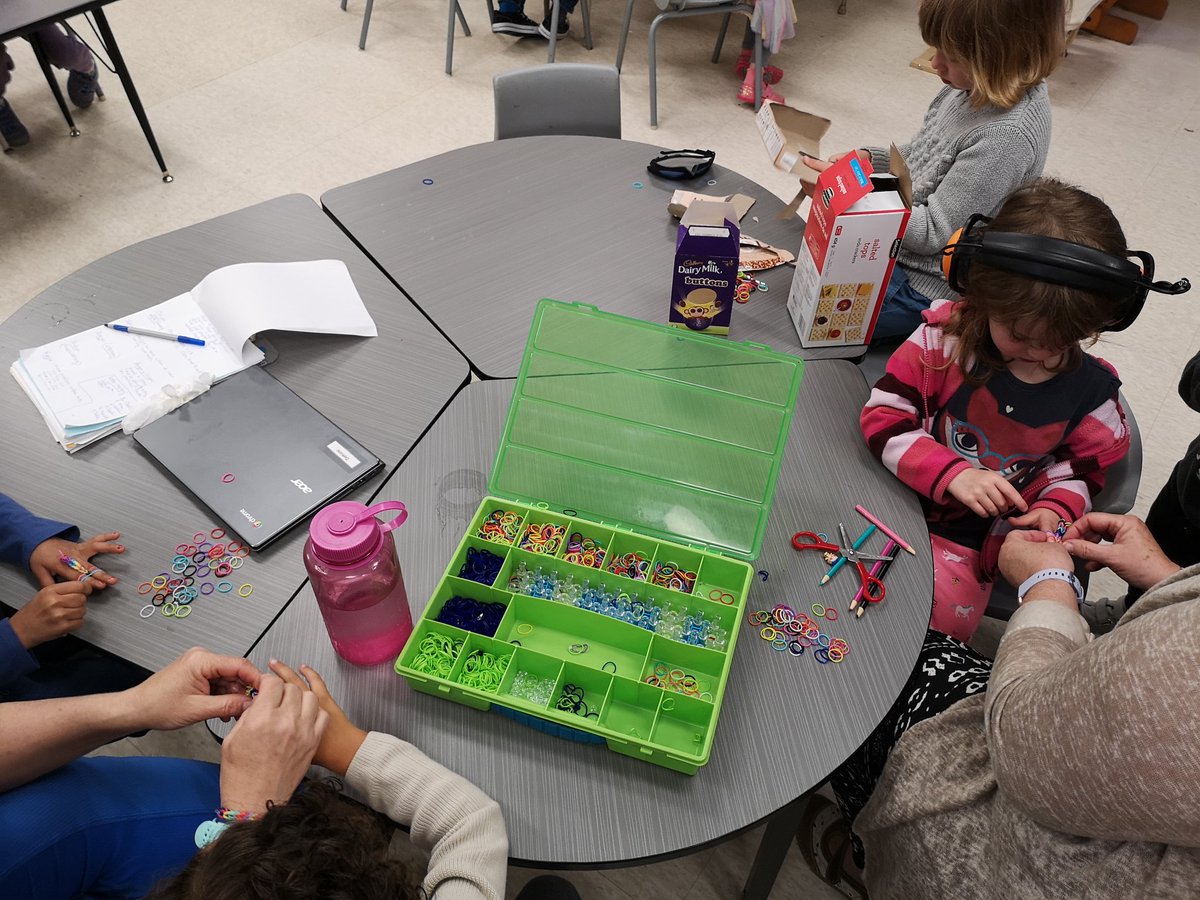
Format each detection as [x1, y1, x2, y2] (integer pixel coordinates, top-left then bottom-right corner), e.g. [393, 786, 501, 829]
[133, 366, 383, 551]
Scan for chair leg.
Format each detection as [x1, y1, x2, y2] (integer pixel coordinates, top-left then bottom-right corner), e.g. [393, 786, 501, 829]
[459, 0, 472, 35]
[358, 0, 375, 49]
[547, 0, 560, 62]
[712, 12, 731, 63]
[581, 0, 593, 51]
[340, 0, 348, 10]
[446, 0, 459, 74]
[754, 33, 763, 110]
[615, 0, 637, 70]
[649, 12, 665, 127]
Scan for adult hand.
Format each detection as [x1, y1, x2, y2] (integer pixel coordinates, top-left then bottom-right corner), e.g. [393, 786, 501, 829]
[29, 532, 124, 589]
[1062, 513, 1181, 592]
[947, 468, 1029, 518]
[8, 581, 94, 648]
[125, 647, 263, 730]
[269, 659, 368, 776]
[1008, 507, 1064, 534]
[998, 529, 1074, 588]
[219, 673, 328, 815]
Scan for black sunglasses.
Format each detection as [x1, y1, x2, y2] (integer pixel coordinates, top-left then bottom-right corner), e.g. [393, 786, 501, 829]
[648, 149, 716, 180]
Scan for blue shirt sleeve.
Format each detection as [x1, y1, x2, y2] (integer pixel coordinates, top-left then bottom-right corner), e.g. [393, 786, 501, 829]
[0, 617, 39, 687]
[0, 492, 79, 571]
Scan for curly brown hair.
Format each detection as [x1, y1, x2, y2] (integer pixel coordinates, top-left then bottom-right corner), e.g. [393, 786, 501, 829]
[146, 780, 420, 900]
[945, 178, 1128, 384]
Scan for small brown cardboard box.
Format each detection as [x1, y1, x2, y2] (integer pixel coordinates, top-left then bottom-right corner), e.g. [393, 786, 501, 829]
[756, 102, 831, 175]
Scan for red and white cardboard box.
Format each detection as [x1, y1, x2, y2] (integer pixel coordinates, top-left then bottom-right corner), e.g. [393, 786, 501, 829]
[786, 150, 912, 347]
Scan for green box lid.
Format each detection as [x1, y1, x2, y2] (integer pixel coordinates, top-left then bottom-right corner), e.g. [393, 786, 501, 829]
[489, 300, 804, 561]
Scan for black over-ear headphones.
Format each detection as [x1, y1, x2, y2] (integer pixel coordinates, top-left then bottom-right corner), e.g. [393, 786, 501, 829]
[941, 213, 1191, 332]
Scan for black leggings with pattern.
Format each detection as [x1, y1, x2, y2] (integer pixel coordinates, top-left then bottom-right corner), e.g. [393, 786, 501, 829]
[830, 629, 993, 867]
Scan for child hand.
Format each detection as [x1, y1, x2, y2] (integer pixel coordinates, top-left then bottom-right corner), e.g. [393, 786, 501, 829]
[8, 581, 94, 648]
[29, 532, 124, 589]
[1008, 508, 1064, 534]
[947, 468, 1029, 518]
[268, 659, 368, 777]
[801, 154, 832, 174]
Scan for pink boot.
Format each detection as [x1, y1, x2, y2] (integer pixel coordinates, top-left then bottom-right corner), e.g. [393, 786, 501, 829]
[734, 49, 784, 85]
[737, 66, 785, 105]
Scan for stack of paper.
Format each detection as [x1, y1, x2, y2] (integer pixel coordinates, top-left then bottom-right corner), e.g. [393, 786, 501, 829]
[12, 260, 378, 452]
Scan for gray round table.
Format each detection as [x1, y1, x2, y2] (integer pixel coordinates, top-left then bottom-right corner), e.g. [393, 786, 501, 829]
[321, 135, 863, 379]
[223, 363, 932, 898]
[0, 195, 469, 670]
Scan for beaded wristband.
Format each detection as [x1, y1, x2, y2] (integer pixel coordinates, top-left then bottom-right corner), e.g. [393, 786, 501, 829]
[215, 806, 263, 823]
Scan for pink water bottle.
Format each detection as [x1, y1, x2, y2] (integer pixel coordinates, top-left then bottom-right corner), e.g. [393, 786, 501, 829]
[304, 500, 413, 666]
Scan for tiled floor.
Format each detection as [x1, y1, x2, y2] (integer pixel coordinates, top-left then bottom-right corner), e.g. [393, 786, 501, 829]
[10, 0, 1200, 895]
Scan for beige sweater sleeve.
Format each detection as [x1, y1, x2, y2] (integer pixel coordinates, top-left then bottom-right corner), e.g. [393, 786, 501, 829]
[345, 732, 508, 900]
[984, 567, 1200, 847]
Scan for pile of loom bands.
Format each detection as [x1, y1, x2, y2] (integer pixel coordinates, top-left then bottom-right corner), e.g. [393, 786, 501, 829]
[650, 560, 697, 594]
[477, 509, 521, 544]
[455, 649, 511, 692]
[457, 546, 505, 585]
[554, 683, 598, 718]
[563, 532, 607, 568]
[408, 633, 464, 677]
[435, 595, 508, 637]
[518, 521, 566, 555]
[606, 551, 650, 581]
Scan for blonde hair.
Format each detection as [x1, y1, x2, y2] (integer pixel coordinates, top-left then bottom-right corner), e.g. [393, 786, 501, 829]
[919, 0, 1066, 109]
[945, 178, 1127, 384]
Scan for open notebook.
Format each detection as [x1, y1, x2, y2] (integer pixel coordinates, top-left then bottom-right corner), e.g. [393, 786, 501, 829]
[12, 260, 377, 452]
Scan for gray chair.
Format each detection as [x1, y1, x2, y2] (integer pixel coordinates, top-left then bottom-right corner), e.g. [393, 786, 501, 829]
[342, 0, 459, 52]
[445, 0, 594, 75]
[494, 63, 621, 139]
[615, 0, 763, 127]
[856, 346, 1144, 621]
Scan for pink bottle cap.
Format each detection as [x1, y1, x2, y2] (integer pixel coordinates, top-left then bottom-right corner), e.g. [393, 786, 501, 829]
[308, 500, 408, 566]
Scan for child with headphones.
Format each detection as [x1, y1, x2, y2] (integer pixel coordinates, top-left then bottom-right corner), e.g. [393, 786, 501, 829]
[860, 178, 1190, 642]
[804, 0, 1065, 345]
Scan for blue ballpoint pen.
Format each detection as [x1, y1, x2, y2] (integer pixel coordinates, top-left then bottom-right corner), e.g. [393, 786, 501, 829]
[105, 323, 206, 346]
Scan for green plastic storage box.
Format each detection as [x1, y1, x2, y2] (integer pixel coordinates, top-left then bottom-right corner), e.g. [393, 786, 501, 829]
[396, 300, 803, 773]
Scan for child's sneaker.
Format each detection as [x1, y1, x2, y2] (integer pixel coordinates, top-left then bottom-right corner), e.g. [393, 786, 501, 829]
[538, 8, 570, 39]
[0, 99, 30, 147]
[67, 61, 102, 108]
[737, 67, 784, 105]
[733, 49, 784, 85]
[491, 10, 541, 35]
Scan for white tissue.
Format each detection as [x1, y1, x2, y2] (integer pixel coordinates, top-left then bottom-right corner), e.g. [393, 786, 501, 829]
[122, 373, 215, 434]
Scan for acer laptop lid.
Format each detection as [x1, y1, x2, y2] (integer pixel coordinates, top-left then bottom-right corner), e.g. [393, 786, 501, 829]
[133, 366, 383, 551]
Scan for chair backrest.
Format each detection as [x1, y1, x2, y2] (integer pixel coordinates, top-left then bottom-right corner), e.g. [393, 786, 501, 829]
[493, 64, 621, 140]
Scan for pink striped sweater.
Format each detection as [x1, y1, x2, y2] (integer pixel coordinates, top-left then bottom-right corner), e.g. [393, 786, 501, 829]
[861, 300, 1130, 577]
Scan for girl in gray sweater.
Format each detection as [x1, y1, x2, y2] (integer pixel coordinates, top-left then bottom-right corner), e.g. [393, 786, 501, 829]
[806, 0, 1067, 343]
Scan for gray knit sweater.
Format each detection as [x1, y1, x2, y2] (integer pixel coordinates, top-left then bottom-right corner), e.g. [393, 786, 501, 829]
[865, 82, 1052, 301]
[856, 564, 1200, 898]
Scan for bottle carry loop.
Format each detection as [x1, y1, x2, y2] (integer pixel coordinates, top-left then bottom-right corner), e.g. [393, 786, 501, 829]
[360, 501, 408, 533]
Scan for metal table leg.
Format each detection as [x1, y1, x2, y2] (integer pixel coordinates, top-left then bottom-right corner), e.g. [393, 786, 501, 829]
[741, 795, 806, 899]
[29, 33, 79, 137]
[91, 6, 172, 182]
